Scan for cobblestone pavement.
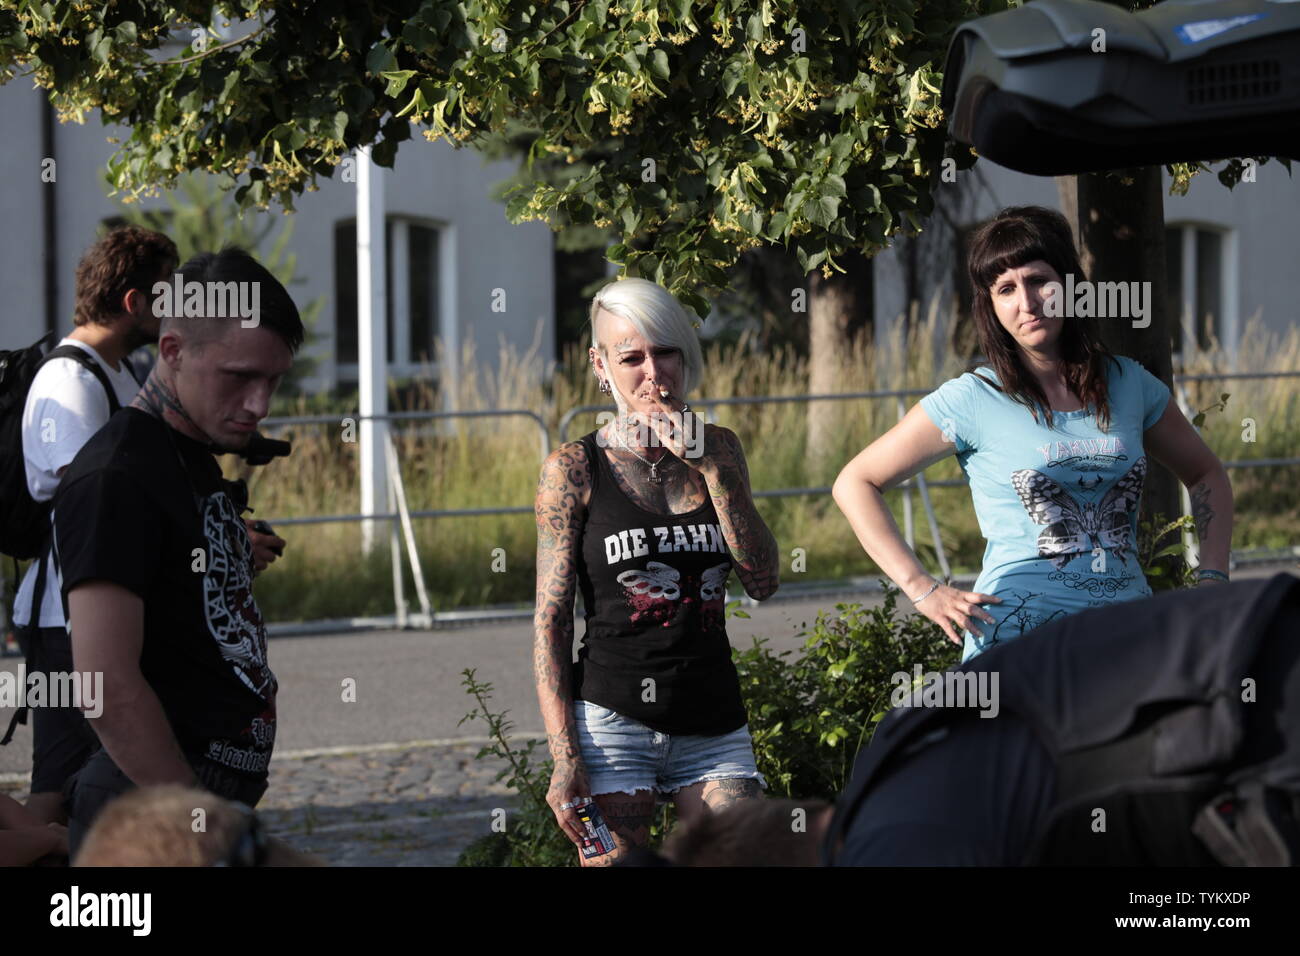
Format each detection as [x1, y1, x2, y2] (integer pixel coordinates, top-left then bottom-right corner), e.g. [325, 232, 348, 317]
[255, 741, 521, 866]
[1, 740, 524, 867]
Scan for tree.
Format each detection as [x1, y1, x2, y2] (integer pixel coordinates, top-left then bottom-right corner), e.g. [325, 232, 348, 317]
[107, 172, 325, 394]
[1, 0, 1269, 450]
[0, 1, 989, 311]
[1058, 168, 1179, 523]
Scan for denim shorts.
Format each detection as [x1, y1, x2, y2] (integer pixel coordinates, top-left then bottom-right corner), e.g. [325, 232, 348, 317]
[573, 700, 767, 798]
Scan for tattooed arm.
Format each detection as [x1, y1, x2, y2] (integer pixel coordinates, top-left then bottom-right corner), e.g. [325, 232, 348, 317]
[1144, 400, 1234, 578]
[698, 426, 780, 601]
[533, 441, 593, 846]
[1186, 471, 1234, 577]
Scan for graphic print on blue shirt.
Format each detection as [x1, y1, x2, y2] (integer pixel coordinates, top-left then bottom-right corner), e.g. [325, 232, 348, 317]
[1011, 455, 1146, 570]
[917, 355, 1172, 662]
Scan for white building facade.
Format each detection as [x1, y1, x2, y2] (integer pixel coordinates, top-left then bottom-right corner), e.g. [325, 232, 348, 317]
[0, 82, 554, 395]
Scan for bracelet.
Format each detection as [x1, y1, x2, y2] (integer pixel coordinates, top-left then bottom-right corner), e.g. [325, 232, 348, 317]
[1195, 568, 1230, 583]
[910, 579, 940, 605]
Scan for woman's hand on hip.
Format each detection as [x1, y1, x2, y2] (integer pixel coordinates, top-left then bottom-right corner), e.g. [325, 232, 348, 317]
[913, 582, 1002, 646]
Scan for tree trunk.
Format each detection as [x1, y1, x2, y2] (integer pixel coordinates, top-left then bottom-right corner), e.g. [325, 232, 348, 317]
[1067, 167, 1180, 528]
[807, 251, 872, 463]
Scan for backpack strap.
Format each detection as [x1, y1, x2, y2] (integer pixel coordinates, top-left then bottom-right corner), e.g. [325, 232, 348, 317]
[0, 541, 47, 743]
[39, 345, 122, 415]
[0, 689, 26, 745]
[122, 354, 141, 387]
[0, 516, 54, 747]
[2, 346, 120, 745]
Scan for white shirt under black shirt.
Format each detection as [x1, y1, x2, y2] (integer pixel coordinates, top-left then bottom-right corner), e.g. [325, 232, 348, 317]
[12, 338, 141, 629]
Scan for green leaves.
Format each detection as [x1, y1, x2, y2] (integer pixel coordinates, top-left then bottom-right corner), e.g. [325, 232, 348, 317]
[365, 41, 397, 75]
[88, 28, 111, 65]
[1137, 513, 1201, 592]
[649, 47, 669, 80]
[1191, 392, 1230, 429]
[382, 69, 416, 98]
[806, 193, 840, 228]
[0, 0, 988, 297]
[733, 582, 960, 799]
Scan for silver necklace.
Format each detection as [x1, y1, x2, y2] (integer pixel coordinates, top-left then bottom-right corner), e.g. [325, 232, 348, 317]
[610, 426, 672, 484]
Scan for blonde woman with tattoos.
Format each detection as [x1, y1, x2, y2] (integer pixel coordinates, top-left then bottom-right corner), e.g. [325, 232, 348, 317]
[533, 278, 780, 866]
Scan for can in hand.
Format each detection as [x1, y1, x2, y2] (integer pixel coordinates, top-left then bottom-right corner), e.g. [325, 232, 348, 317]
[566, 797, 616, 859]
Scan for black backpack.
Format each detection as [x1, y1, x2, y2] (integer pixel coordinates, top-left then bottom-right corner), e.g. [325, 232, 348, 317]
[825, 574, 1300, 866]
[0, 334, 128, 561]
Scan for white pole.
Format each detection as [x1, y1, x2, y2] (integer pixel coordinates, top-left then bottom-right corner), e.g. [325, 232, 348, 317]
[357, 145, 388, 553]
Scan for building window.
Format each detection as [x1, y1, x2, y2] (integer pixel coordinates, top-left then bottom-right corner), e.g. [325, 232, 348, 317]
[1165, 224, 1236, 361]
[334, 216, 442, 380]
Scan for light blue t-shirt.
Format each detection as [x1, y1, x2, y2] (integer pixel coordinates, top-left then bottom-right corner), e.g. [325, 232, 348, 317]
[918, 355, 1172, 662]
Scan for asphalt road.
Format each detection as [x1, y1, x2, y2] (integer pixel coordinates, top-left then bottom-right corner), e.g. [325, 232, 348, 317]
[0, 589, 861, 776]
[3, 565, 1294, 777]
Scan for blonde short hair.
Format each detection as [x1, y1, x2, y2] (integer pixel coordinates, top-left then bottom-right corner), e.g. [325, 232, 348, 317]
[589, 277, 704, 397]
[74, 785, 322, 867]
[75, 785, 248, 866]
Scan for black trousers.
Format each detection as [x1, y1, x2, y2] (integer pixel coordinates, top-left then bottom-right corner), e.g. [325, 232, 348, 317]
[11, 625, 99, 795]
[66, 746, 269, 860]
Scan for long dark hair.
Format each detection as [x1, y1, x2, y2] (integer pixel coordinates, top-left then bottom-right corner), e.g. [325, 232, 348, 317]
[965, 206, 1118, 431]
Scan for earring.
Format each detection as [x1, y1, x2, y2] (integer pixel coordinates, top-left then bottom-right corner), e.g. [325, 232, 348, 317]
[598, 378, 612, 395]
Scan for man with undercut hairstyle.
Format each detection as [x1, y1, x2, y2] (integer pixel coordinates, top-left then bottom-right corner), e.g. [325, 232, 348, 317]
[53, 247, 303, 855]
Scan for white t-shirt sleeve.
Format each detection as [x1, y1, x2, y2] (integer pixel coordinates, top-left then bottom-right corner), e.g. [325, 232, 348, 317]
[21, 359, 115, 502]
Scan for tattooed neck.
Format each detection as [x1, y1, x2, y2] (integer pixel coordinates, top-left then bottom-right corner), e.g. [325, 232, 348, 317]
[130, 371, 209, 444]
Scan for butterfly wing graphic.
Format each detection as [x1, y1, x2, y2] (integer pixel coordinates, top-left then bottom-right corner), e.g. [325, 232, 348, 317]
[1011, 469, 1091, 570]
[617, 561, 681, 602]
[700, 562, 732, 603]
[1095, 457, 1147, 562]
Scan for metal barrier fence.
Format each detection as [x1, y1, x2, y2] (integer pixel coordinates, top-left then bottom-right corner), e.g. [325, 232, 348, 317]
[254, 408, 550, 526]
[559, 388, 958, 580]
[236, 368, 1300, 632]
[2, 374, 1295, 641]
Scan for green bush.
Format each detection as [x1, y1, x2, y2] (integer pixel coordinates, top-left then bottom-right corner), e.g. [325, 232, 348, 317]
[1137, 512, 1199, 593]
[733, 586, 958, 802]
[454, 669, 680, 867]
[457, 545, 1195, 864]
[455, 669, 576, 868]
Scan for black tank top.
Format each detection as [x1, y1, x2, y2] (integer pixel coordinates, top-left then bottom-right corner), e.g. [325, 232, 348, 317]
[572, 431, 748, 736]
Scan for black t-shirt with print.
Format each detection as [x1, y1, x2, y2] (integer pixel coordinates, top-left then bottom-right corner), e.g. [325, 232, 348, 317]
[53, 407, 276, 778]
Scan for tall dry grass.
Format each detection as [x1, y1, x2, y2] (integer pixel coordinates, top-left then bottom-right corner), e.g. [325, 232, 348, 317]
[240, 306, 1300, 622]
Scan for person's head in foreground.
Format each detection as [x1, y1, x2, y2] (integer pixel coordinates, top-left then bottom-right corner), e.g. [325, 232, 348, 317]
[966, 204, 1117, 429]
[74, 785, 322, 867]
[144, 246, 303, 453]
[657, 798, 834, 866]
